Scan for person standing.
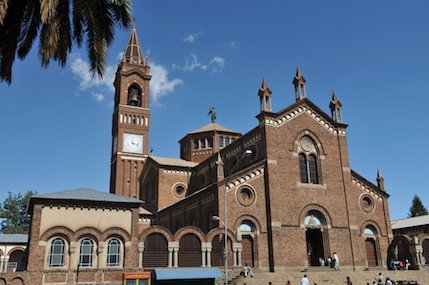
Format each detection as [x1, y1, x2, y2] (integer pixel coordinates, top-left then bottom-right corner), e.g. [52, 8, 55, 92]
[375, 272, 384, 285]
[333, 252, 339, 270]
[346, 276, 353, 285]
[300, 274, 309, 285]
[243, 263, 254, 277]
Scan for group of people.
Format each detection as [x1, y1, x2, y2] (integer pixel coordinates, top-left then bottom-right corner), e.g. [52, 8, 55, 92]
[318, 252, 340, 270]
[390, 258, 411, 270]
[368, 273, 393, 285]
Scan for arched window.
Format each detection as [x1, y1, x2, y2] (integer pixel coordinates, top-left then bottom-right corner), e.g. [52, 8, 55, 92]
[299, 154, 308, 183]
[48, 238, 65, 267]
[106, 238, 121, 267]
[298, 137, 321, 184]
[308, 155, 319, 184]
[79, 238, 94, 267]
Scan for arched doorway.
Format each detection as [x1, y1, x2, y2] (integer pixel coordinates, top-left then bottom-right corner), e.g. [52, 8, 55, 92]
[142, 233, 169, 268]
[238, 220, 257, 267]
[304, 212, 328, 266]
[364, 226, 379, 267]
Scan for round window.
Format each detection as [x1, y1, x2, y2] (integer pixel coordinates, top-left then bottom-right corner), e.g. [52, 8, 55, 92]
[174, 184, 186, 198]
[360, 195, 374, 212]
[237, 187, 256, 207]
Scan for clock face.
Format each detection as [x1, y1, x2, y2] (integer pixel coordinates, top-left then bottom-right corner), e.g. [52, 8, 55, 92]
[123, 134, 143, 153]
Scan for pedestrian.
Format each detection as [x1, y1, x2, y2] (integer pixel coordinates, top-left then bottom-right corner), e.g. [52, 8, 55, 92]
[333, 252, 339, 270]
[405, 259, 411, 270]
[286, 281, 292, 285]
[243, 262, 254, 277]
[300, 274, 309, 285]
[385, 277, 393, 285]
[327, 256, 332, 267]
[375, 272, 384, 285]
[346, 276, 353, 285]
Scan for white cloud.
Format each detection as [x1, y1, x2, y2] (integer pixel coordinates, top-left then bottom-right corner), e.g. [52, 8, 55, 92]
[150, 62, 183, 103]
[183, 54, 207, 72]
[91, 92, 105, 102]
[230, 41, 241, 48]
[183, 32, 202, 44]
[70, 54, 182, 104]
[210, 56, 225, 73]
[70, 55, 115, 92]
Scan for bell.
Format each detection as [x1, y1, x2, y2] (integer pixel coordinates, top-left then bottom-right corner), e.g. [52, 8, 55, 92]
[129, 91, 139, 106]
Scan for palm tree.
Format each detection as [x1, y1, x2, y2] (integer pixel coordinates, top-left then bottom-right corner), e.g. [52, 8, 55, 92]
[0, 0, 132, 84]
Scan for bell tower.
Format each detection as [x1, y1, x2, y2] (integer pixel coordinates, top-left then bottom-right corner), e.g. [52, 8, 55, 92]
[110, 25, 151, 198]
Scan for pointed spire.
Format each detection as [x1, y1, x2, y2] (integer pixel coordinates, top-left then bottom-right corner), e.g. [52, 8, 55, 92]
[258, 78, 272, 112]
[122, 24, 145, 66]
[292, 67, 307, 101]
[377, 169, 385, 191]
[329, 91, 343, 123]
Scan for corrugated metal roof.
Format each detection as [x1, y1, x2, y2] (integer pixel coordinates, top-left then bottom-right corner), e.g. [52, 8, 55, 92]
[32, 188, 143, 204]
[0, 234, 28, 244]
[391, 215, 429, 230]
[150, 156, 197, 168]
[189, 123, 240, 135]
[153, 267, 222, 280]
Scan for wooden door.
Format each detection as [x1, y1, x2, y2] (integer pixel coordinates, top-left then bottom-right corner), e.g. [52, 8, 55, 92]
[365, 238, 378, 267]
[242, 235, 254, 267]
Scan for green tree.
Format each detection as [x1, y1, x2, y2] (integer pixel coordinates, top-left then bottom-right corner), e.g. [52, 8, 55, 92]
[0, 0, 132, 84]
[408, 194, 428, 217]
[0, 191, 36, 234]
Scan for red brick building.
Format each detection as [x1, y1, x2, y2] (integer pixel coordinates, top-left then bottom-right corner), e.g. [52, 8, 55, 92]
[0, 26, 394, 285]
[108, 26, 392, 271]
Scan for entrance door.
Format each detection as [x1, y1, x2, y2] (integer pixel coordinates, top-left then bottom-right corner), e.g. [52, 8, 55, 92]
[306, 229, 324, 266]
[365, 238, 378, 267]
[242, 235, 254, 267]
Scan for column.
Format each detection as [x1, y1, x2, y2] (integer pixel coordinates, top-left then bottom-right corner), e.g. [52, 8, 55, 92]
[173, 247, 179, 267]
[168, 242, 179, 267]
[138, 242, 144, 268]
[201, 247, 207, 267]
[168, 247, 173, 267]
[206, 247, 212, 267]
[237, 248, 242, 267]
[233, 243, 242, 267]
[233, 248, 237, 267]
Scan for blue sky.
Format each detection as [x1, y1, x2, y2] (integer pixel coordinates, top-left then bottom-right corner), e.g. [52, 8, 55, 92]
[1, 0, 428, 220]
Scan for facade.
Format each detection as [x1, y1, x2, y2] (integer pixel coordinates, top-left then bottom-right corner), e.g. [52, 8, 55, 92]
[0, 234, 28, 273]
[0, 26, 396, 285]
[108, 26, 393, 271]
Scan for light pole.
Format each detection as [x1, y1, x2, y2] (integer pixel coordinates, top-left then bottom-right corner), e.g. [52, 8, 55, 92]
[218, 149, 252, 285]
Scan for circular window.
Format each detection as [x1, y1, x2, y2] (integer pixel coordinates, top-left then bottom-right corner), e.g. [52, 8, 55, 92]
[237, 187, 256, 207]
[173, 184, 187, 198]
[360, 195, 375, 212]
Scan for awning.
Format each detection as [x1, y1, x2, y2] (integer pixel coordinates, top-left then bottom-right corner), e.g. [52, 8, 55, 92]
[152, 268, 222, 280]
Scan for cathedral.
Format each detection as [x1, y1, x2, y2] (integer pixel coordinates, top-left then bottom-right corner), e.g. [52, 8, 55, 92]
[0, 26, 396, 285]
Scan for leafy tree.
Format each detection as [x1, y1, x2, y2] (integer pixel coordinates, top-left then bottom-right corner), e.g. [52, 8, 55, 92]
[0, 191, 36, 234]
[408, 194, 428, 218]
[0, 0, 132, 84]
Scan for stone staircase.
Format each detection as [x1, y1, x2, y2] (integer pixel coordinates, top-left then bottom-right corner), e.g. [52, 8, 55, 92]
[223, 268, 429, 285]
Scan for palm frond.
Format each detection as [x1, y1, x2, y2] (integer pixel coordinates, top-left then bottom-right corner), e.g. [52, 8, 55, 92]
[0, 0, 26, 84]
[17, 2, 41, 59]
[40, 0, 58, 23]
[0, 0, 10, 25]
[39, 17, 60, 67]
[53, 0, 71, 66]
[72, 0, 85, 46]
[109, 0, 132, 28]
